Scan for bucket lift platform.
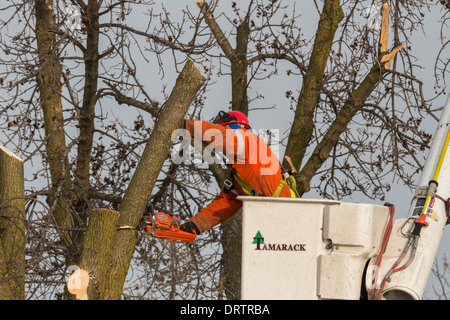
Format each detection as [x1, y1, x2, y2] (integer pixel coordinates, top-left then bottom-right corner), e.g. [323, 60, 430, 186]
[240, 197, 390, 300]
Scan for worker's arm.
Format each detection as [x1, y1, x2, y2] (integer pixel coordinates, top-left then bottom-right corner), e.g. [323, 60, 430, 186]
[189, 189, 243, 234]
[184, 119, 241, 159]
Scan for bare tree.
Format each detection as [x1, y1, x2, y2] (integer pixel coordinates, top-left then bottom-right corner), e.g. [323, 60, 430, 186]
[0, 0, 447, 300]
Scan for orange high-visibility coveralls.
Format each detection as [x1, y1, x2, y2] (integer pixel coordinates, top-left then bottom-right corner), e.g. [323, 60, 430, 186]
[184, 119, 294, 234]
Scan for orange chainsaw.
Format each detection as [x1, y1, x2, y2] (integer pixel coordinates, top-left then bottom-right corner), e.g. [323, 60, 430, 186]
[142, 203, 196, 243]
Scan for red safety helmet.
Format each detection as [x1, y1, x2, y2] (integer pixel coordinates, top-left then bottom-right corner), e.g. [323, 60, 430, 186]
[212, 110, 251, 129]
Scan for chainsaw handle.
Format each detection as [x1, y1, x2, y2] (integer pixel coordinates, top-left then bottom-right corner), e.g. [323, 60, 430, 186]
[145, 200, 156, 216]
[145, 201, 156, 234]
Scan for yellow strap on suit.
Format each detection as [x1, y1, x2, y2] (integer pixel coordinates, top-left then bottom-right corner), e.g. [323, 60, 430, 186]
[231, 167, 298, 198]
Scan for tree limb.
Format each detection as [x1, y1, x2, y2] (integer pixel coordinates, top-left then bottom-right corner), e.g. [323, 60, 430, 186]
[295, 3, 405, 196]
[283, 0, 344, 172]
[102, 59, 205, 300]
[34, 0, 74, 254]
[103, 81, 160, 117]
[196, 0, 235, 59]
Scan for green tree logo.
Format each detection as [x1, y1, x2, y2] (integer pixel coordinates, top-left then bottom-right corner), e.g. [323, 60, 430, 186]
[252, 231, 264, 250]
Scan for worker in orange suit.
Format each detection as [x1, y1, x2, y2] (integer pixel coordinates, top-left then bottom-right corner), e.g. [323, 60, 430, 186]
[180, 110, 298, 235]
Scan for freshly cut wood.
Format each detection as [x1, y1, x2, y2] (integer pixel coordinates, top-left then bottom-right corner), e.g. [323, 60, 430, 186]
[379, 3, 405, 69]
[67, 269, 90, 300]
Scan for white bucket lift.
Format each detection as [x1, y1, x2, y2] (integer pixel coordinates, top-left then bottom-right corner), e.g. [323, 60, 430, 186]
[240, 197, 390, 300]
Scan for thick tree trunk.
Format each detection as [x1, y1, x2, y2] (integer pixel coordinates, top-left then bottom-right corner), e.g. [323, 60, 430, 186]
[283, 0, 344, 172]
[34, 0, 74, 254]
[218, 210, 242, 300]
[0, 145, 25, 300]
[101, 59, 205, 300]
[72, 208, 120, 300]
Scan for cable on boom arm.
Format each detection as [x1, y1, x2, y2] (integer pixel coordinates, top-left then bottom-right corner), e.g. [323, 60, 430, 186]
[373, 126, 450, 299]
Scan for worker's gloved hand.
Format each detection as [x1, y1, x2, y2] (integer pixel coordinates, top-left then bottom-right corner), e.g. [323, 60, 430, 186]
[180, 221, 200, 235]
